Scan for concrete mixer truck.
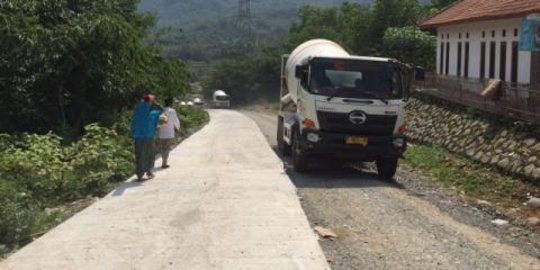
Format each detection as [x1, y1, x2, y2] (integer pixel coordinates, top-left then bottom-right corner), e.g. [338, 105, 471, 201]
[277, 39, 424, 179]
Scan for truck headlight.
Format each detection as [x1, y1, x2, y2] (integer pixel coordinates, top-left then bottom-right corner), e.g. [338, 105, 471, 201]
[393, 138, 405, 148]
[307, 132, 321, 143]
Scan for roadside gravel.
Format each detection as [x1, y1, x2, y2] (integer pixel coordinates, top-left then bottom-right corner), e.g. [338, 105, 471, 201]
[244, 110, 540, 270]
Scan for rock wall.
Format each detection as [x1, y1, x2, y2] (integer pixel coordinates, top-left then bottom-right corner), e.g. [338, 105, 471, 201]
[406, 94, 540, 182]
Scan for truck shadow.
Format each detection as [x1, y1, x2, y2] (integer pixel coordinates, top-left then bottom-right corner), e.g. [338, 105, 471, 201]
[272, 146, 405, 190]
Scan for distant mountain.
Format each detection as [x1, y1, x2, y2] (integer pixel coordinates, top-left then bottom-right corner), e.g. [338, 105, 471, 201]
[139, 0, 374, 28]
[139, 0, 432, 62]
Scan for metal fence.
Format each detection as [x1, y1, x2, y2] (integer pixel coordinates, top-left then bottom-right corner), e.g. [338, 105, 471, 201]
[414, 74, 540, 123]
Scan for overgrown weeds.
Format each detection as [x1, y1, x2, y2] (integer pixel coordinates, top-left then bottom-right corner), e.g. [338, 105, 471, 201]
[0, 107, 209, 258]
[403, 145, 538, 213]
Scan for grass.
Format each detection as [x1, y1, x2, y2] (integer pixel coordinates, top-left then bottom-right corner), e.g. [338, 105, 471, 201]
[402, 144, 538, 216]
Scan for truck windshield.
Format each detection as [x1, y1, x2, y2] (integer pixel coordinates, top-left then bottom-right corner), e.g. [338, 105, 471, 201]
[309, 59, 403, 100]
[216, 96, 229, 101]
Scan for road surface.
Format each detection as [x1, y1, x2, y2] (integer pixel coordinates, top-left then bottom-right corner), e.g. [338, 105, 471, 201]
[1, 110, 330, 270]
[244, 110, 540, 270]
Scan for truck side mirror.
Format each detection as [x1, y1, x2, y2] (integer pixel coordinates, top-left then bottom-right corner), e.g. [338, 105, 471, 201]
[415, 66, 426, 81]
[295, 65, 306, 79]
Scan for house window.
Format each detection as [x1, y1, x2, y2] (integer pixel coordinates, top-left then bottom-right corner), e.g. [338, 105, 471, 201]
[489, 41, 496, 78]
[445, 42, 450, 75]
[502, 30, 506, 37]
[514, 29, 519, 37]
[500, 42, 507, 80]
[459, 33, 462, 39]
[447, 33, 449, 39]
[482, 31, 486, 38]
[464, 42, 470, 78]
[480, 42, 486, 78]
[466, 32, 469, 39]
[492, 30, 495, 38]
[457, 42, 462, 76]
[511, 41, 519, 83]
[440, 42, 445, 74]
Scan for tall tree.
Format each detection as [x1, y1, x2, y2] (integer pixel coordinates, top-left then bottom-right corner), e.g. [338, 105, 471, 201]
[0, 0, 191, 136]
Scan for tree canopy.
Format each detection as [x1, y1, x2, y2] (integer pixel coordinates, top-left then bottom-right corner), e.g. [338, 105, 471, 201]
[0, 0, 190, 136]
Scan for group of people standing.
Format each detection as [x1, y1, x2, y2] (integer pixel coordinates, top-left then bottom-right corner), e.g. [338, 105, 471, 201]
[130, 94, 181, 182]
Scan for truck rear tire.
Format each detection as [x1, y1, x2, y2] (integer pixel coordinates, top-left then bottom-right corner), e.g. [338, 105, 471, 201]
[277, 116, 291, 156]
[292, 129, 309, 173]
[376, 157, 398, 180]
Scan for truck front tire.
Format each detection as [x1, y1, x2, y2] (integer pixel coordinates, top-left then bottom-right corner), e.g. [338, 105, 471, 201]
[376, 157, 398, 180]
[292, 129, 309, 173]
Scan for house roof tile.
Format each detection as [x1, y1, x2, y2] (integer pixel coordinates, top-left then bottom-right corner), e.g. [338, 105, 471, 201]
[420, 0, 540, 29]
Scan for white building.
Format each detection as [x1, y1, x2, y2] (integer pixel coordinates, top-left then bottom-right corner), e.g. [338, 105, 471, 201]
[420, 0, 540, 86]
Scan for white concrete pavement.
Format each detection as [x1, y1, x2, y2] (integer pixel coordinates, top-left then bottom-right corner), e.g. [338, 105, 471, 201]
[1, 110, 330, 270]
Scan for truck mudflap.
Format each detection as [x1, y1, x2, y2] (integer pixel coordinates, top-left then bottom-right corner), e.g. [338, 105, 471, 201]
[297, 129, 407, 161]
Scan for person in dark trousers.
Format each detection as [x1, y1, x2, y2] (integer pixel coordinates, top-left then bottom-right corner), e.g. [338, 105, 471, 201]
[131, 94, 162, 182]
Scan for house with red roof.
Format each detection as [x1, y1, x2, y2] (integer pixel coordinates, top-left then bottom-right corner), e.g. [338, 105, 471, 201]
[420, 0, 540, 86]
[419, 0, 540, 121]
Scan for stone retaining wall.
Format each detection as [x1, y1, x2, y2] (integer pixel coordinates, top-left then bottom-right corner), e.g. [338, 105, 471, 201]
[406, 94, 540, 182]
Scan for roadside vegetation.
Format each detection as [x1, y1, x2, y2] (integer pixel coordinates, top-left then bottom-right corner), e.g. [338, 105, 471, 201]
[403, 145, 540, 219]
[0, 0, 208, 257]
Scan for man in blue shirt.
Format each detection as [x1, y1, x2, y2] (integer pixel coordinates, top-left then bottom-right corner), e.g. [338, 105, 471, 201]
[131, 94, 162, 181]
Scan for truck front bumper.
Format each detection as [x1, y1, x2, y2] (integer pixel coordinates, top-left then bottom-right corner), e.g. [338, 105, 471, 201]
[298, 129, 407, 161]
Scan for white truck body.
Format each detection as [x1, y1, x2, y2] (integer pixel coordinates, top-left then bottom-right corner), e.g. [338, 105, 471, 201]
[277, 39, 420, 178]
[193, 97, 204, 106]
[213, 90, 230, 108]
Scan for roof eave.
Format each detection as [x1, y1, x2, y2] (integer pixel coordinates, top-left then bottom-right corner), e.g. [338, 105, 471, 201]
[419, 11, 540, 30]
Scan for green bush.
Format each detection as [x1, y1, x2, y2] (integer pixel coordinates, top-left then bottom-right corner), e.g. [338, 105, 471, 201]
[175, 106, 210, 136]
[0, 181, 36, 251]
[0, 107, 209, 256]
[66, 124, 133, 198]
[0, 133, 67, 203]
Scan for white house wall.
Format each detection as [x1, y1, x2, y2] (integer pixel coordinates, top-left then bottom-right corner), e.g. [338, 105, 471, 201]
[436, 18, 532, 84]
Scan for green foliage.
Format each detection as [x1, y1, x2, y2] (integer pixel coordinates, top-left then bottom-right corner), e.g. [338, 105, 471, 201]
[429, 0, 458, 10]
[382, 26, 436, 69]
[404, 145, 519, 196]
[67, 124, 134, 197]
[0, 125, 132, 203]
[0, 180, 37, 250]
[203, 0, 440, 105]
[140, 0, 378, 62]
[0, 0, 191, 135]
[0, 124, 131, 253]
[203, 47, 283, 105]
[0, 105, 208, 256]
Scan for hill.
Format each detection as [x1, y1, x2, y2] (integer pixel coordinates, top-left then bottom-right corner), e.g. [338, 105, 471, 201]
[138, 0, 432, 62]
[138, 0, 374, 28]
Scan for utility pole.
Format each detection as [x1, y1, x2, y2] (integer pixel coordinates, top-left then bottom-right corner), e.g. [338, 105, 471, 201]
[237, 0, 251, 30]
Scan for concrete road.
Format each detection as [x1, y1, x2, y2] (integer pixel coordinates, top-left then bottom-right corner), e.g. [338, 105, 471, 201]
[244, 110, 540, 270]
[1, 110, 330, 270]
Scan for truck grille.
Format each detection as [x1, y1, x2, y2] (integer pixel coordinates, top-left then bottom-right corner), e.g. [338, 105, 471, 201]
[317, 111, 397, 136]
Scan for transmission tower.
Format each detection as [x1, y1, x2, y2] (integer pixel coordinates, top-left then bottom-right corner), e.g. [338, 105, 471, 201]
[237, 0, 251, 30]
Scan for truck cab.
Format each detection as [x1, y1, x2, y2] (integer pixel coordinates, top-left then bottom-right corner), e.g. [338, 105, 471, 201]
[278, 52, 422, 179]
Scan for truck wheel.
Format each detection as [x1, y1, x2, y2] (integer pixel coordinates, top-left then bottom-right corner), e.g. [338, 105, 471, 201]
[277, 116, 291, 156]
[376, 157, 398, 180]
[292, 129, 309, 173]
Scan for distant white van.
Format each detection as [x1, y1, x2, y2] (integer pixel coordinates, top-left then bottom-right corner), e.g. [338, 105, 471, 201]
[213, 90, 230, 108]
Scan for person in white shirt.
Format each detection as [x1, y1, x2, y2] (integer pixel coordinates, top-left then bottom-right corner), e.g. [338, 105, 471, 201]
[158, 97, 180, 169]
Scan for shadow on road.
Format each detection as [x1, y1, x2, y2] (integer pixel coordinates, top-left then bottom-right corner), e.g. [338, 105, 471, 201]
[112, 181, 142, 197]
[271, 146, 405, 190]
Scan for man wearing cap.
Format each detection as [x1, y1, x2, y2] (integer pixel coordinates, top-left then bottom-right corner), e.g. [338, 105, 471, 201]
[131, 94, 162, 181]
